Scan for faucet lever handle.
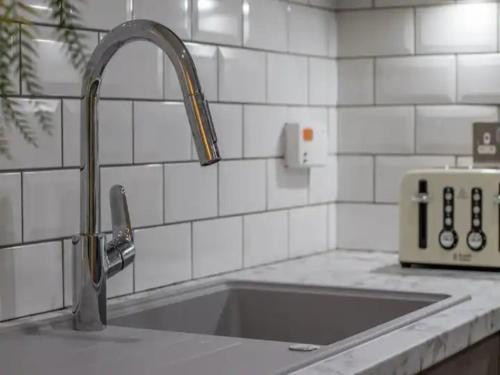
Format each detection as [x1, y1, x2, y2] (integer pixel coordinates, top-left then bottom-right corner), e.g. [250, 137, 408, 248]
[110, 184, 133, 242]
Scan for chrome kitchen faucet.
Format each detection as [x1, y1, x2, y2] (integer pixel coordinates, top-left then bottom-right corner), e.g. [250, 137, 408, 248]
[73, 20, 220, 331]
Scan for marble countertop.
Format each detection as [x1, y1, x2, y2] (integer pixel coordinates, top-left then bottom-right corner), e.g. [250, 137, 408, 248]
[3, 249, 500, 374]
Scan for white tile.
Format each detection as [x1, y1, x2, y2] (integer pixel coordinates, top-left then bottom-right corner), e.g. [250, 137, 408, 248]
[63, 238, 132, 306]
[289, 205, 328, 257]
[164, 43, 217, 101]
[0, 174, 22, 246]
[62, 100, 133, 166]
[329, 108, 337, 154]
[219, 160, 266, 215]
[338, 107, 414, 153]
[0, 242, 62, 321]
[26, 27, 98, 96]
[23, 169, 79, 241]
[337, 8, 414, 57]
[243, 105, 287, 158]
[133, 0, 191, 39]
[0, 99, 61, 170]
[267, 159, 308, 209]
[337, 156, 374, 202]
[243, 210, 288, 267]
[457, 156, 473, 167]
[218, 48, 266, 103]
[328, 12, 338, 57]
[375, 156, 455, 203]
[4, 24, 19, 94]
[337, 204, 399, 251]
[288, 4, 330, 56]
[328, 204, 337, 250]
[376, 0, 455, 6]
[243, 0, 288, 52]
[416, 4, 497, 54]
[193, 0, 243, 46]
[134, 102, 191, 163]
[416, 106, 498, 155]
[287, 107, 329, 129]
[21, 0, 58, 24]
[338, 58, 374, 105]
[79, 0, 132, 29]
[309, 156, 337, 204]
[309, 58, 337, 106]
[193, 216, 242, 277]
[164, 163, 217, 222]
[335, 0, 372, 8]
[458, 54, 500, 104]
[134, 224, 191, 292]
[267, 53, 308, 105]
[376, 56, 456, 105]
[101, 165, 163, 231]
[202, 104, 242, 159]
[100, 41, 163, 99]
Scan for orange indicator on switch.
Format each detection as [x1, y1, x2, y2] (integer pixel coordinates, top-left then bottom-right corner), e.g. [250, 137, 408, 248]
[303, 128, 313, 142]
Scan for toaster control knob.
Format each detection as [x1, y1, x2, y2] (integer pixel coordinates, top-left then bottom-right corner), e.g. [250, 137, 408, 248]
[439, 230, 457, 250]
[467, 231, 486, 251]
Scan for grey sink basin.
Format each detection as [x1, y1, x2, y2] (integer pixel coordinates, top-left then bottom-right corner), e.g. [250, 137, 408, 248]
[110, 281, 467, 348]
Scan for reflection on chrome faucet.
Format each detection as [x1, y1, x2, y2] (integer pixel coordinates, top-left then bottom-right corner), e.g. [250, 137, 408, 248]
[73, 19, 221, 331]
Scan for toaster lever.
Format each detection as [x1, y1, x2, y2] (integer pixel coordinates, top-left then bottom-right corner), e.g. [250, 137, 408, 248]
[412, 193, 429, 204]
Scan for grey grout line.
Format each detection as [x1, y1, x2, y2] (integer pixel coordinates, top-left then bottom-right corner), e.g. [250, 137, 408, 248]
[190, 221, 194, 279]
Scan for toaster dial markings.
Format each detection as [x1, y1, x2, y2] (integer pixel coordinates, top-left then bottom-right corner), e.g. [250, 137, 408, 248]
[439, 187, 458, 250]
[467, 187, 486, 251]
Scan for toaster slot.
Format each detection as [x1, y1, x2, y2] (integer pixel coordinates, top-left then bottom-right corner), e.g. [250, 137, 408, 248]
[418, 180, 428, 249]
[439, 187, 458, 250]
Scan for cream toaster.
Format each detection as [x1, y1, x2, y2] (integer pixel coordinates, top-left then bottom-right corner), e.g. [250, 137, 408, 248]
[399, 168, 500, 269]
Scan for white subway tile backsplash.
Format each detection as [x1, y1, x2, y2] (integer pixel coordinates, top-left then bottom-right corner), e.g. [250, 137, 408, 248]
[27, 27, 98, 96]
[134, 224, 191, 291]
[310, 0, 336, 9]
[329, 108, 337, 155]
[193, 216, 242, 277]
[309, 58, 337, 106]
[101, 165, 163, 231]
[338, 107, 414, 154]
[335, 0, 372, 8]
[100, 41, 163, 99]
[375, 156, 455, 203]
[243, 210, 288, 267]
[338, 58, 374, 105]
[78, 0, 132, 30]
[376, 56, 456, 104]
[0, 99, 62, 170]
[218, 47, 266, 103]
[328, 204, 336, 250]
[219, 160, 266, 215]
[458, 54, 500, 104]
[134, 102, 191, 163]
[337, 8, 414, 57]
[288, 4, 330, 56]
[337, 204, 399, 251]
[192, 0, 243, 46]
[287, 107, 329, 129]
[0, 242, 62, 321]
[243, 105, 287, 158]
[376, 0, 454, 7]
[164, 163, 217, 223]
[0, 174, 22, 246]
[63, 100, 133, 166]
[337, 156, 374, 202]
[204, 104, 243, 160]
[267, 159, 308, 209]
[416, 3, 498, 54]
[309, 156, 338, 204]
[243, 0, 288, 52]
[416, 106, 498, 155]
[164, 43, 218, 101]
[23, 169, 79, 241]
[63, 238, 132, 305]
[267, 53, 308, 105]
[289, 205, 328, 257]
[133, 0, 191, 39]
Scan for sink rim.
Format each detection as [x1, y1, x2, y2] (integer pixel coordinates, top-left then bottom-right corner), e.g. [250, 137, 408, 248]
[107, 279, 471, 373]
